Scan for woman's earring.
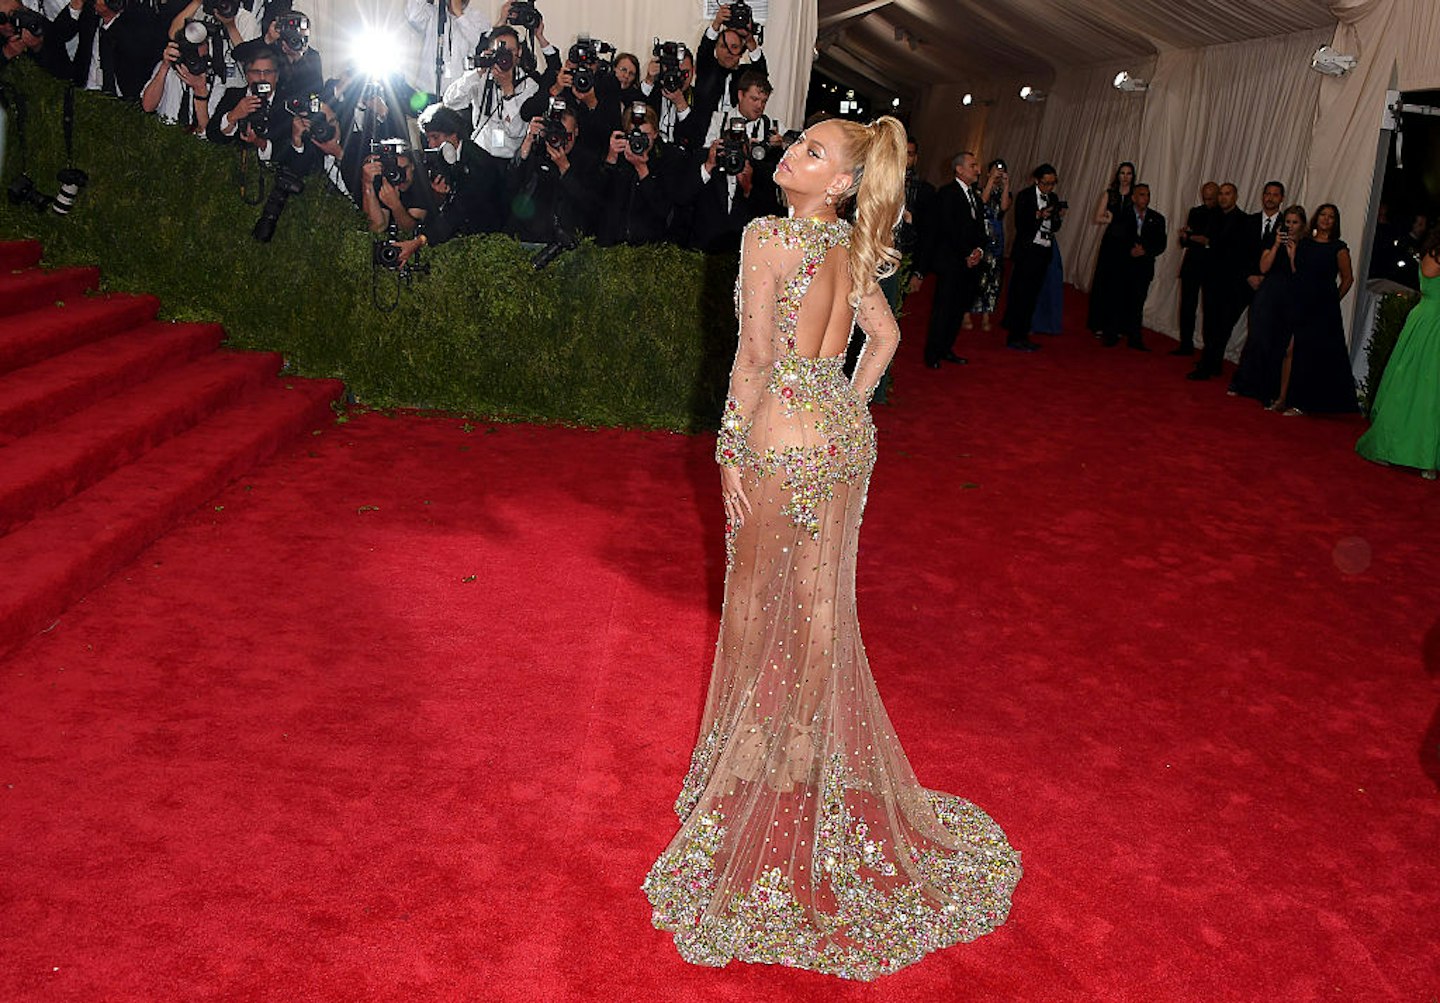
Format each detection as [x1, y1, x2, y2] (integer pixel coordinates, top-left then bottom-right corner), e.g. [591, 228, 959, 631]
[825, 194, 834, 206]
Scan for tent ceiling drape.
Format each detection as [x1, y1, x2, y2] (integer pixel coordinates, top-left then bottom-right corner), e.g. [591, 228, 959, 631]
[817, 0, 1338, 88]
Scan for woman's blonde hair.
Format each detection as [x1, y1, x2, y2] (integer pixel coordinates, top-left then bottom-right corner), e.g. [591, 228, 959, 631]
[830, 115, 908, 307]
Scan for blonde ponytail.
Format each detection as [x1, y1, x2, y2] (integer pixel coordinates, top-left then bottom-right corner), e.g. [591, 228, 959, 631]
[832, 115, 908, 307]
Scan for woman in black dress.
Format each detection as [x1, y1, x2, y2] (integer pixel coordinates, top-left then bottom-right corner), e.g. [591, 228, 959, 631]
[1278, 203, 1359, 414]
[1087, 161, 1136, 341]
[1229, 205, 1306, 406]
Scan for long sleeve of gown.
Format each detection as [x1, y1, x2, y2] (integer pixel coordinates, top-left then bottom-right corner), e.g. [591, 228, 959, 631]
[717, 224, 778, 466]
[850, 285, 901, 403]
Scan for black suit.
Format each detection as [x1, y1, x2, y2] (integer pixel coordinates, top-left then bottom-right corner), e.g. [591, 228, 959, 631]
[1176, 202, 1215, 351]
[1108, 207, 1167, 347]
[1001, 184, 1059, 343]
[918, 178, 987, 363]
[672, 152, 763, 253]
[48, 5, 162, 102]
[1197, 207, 1260, 376]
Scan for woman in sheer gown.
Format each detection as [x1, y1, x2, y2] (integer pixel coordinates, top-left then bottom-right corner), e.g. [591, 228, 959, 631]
[643, 116, 1022, 981]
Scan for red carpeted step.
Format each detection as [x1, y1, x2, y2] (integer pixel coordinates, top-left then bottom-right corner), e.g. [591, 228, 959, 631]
[0, 377, 341, 656]
[0, 265, 99, 319]
[0, 240, 44, 271]
[0, 320, 226, 443]
[0, 293, 161, 376]
[0, 350, 283, 535]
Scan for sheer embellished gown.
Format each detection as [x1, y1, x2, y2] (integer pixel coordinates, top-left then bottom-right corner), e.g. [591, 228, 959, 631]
[643, 216, 1022, 981]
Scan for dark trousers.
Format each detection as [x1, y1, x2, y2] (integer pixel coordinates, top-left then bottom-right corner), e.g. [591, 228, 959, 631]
[1177, 272, 1203, 348]
[1117, 272, 1153, 345]
[1002, 243, 1053, 340]
[1199, 280, 1251, 375]
[923, 268, 979, 364]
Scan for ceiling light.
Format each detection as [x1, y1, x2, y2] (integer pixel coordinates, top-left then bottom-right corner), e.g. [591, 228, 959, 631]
[1311, 45, 1357, 76]
[1113, 71, 1148, 92]
[1019, 86, 1045, 103]
[962, 92, 973, 106]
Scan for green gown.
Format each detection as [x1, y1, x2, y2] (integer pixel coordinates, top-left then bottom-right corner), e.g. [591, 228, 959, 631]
[1357, 271, 1440, 474]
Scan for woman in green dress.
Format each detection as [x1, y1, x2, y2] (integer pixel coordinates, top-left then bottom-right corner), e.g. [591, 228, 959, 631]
[1357, 228, 1440, 478]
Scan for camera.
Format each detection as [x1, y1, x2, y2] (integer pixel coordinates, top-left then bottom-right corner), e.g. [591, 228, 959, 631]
[469, 41, 515, 73]
[285, 93, 334, 143]
[652, 39, 689, 93]
[239, 79, 273, 136]
[1051, 199, 1069, 211]
[252, 166, 304, 242]
[567, 34, 615, 94]
[725, 1, 762, 43]
[174, 20, 212, 78]
[625, 101, 650, 155]
[274, 11, 309, 52]
[541, 96, 569, 149]
[373, 224, 405, 269]
[370, 138, 408, 187]
[993, 159, 1007, 173]
[7, 174, 51, 212]
[200, 0, 240, 18]
[0, 8, 46, 37]
[51, 168, 88, 216]
[506, 0, 541, 30]
[715, 118, 749, 175]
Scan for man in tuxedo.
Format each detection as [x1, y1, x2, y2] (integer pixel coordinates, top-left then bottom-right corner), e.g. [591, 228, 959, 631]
[1188, 182, 1252, 380]
[1103, 182, 1167, 351]
[49, 0, 163, 102]
[1001, 162, 1063, 352]
[915, 150, 985, 368]
[1173, 181, 1218, 356]
[1246, 180, 1285, 303]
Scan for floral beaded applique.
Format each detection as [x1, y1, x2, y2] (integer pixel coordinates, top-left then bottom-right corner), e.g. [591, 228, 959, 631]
[715, 217, 876, 540]
[643, 753, 1022, 981]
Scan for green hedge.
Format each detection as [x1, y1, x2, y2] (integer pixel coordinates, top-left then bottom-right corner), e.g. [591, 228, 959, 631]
[1361, 291, 1420, 415]
[0, 60, 736, 429]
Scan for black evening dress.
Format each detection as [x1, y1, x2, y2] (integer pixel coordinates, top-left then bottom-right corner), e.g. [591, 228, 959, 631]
[1283, 238, 1358, 413]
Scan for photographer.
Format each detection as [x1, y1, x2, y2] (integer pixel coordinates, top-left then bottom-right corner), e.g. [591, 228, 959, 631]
[439, 23, 536, 161]
[381, 111, 489, 265]
[259, 7, 321, 113]
[505, 100, 594, 245]
[164, 0, 259, 89]
[678, 69, 782, 250]
[274, 93, 346, 194]
[207, 44, 280, 155]
[522, 33, 619, 160]
[693, 3, 766, 127]
[0, 1, 62, 73]
[140, 19, 220, 131]
[640, 40, 701, 152]
[361, 142, 429, 236]
[404, 0, 489, 94]
[594, 102, 674, 247]
[49, 0, 165, 102]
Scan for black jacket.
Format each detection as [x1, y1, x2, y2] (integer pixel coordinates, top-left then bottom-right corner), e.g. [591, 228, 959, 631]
[920, 179, 987, 275]
[47, 4, 163, 101]
[505, 143, 596, 244]
[1116, 207, 1168, 284]
[593, 141, 680, 246]
[1179, 202, 1215, 278]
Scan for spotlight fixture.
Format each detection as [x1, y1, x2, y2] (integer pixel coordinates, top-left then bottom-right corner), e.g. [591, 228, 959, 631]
[962, 92, 973, 106]
[1113, 71, 1148, 92]
[1310, 45, 1357, 76]
[891, 97, 901, 108]
[1019, 85, 1045, 103]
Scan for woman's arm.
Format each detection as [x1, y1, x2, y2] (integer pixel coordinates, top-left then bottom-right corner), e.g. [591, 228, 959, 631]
[851, 284, 900, 403]
[1092, 190, 1111, 226]
[1336, 247, 1354, 300]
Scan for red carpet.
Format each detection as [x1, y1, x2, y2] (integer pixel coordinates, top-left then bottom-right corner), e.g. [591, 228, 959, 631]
[0, 242, 342, 655]
[2, 275, 1438, 1001]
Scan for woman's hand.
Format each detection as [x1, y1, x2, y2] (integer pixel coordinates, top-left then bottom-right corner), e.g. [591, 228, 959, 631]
[720, 465, 752, 531]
